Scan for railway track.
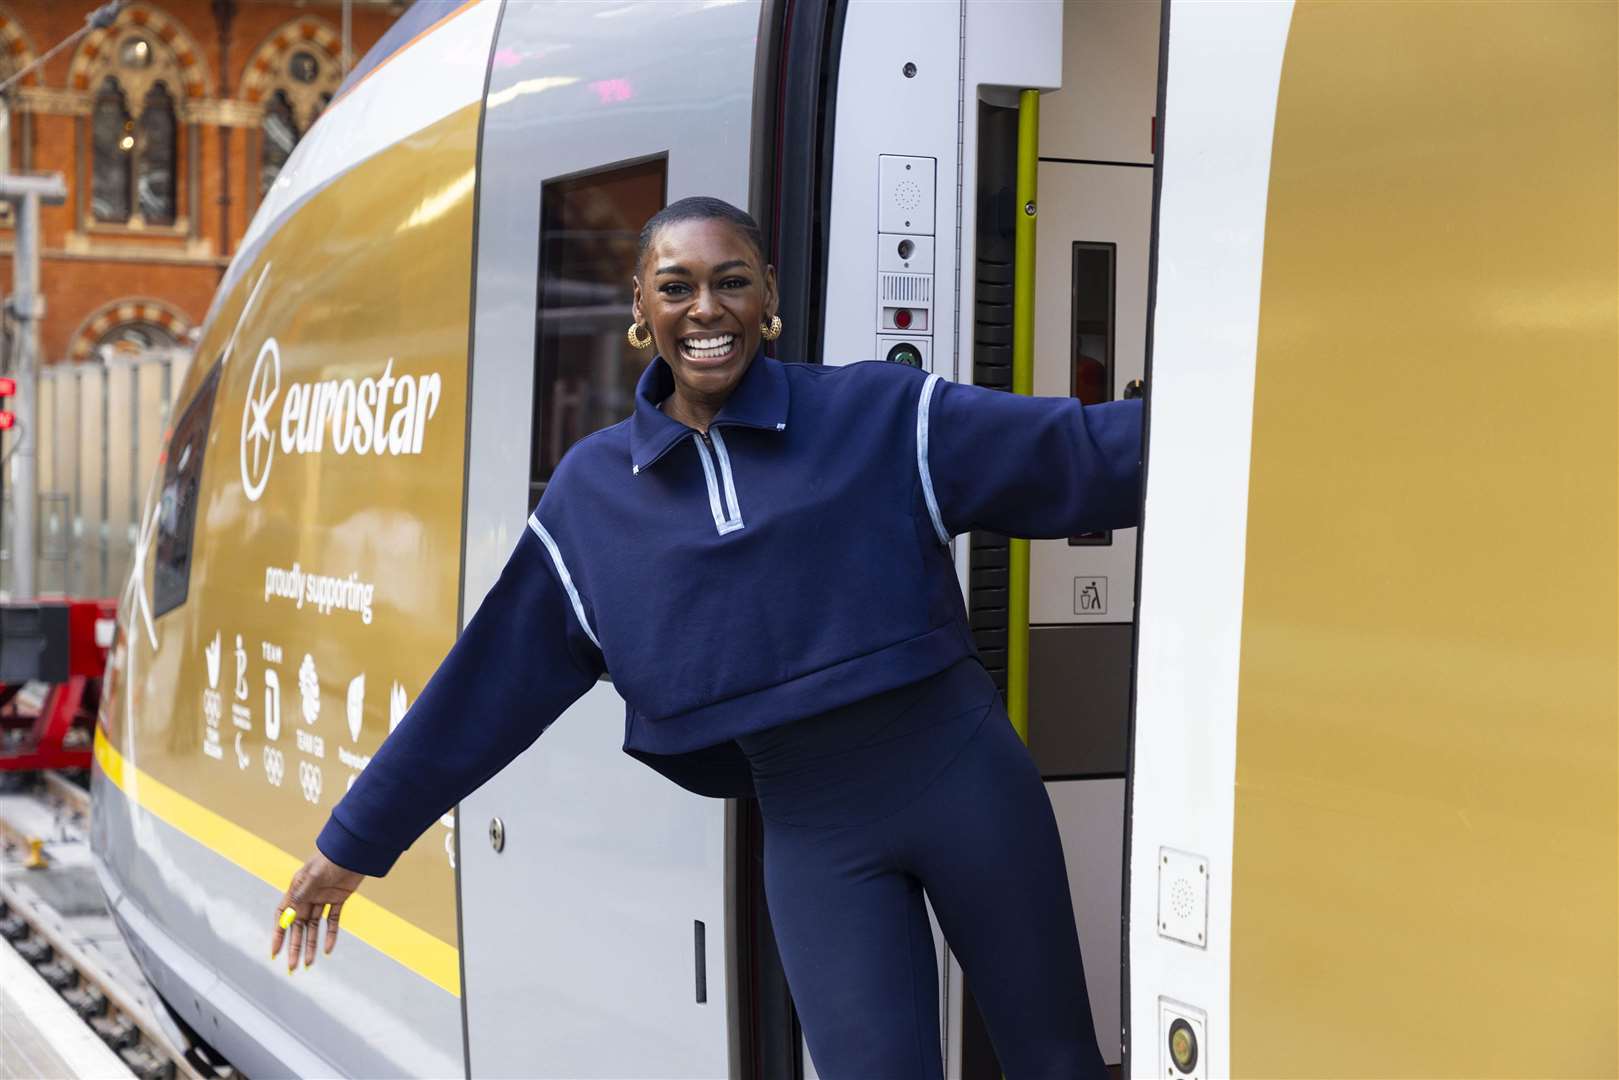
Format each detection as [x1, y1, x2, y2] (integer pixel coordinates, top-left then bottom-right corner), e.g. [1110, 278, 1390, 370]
[0, 772, 237, 1080]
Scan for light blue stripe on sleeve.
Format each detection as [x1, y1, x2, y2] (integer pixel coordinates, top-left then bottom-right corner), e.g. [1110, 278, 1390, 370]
[916, 374, 950, 545]
[528, 514, 602, 649]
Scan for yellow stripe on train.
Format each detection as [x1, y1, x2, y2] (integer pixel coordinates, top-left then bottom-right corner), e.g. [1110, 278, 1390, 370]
[94, 729, 461, 997]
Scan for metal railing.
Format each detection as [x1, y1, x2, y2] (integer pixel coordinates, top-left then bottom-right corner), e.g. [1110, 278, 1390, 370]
[1, 346, 188, 600]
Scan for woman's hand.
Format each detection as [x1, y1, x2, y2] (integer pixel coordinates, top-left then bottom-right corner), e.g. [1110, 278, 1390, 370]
[270, 851, 365, 971]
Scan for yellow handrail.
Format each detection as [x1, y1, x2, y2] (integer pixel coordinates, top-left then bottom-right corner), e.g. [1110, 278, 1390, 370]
[1007, 88, 1039, 744]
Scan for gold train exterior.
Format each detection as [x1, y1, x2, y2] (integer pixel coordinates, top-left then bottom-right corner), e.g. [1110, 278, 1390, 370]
[1230, 4, 1617, 1074]
[99, 103, 480, 994]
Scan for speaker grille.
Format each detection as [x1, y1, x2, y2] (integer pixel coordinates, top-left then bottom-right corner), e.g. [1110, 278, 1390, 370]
[880, 273, 931, 304]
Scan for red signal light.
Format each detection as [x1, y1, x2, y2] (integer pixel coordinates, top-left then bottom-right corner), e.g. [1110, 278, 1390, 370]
[893, 308, 913, 330]
[0, 413, 13, 430]
[0, 377, 14, 396]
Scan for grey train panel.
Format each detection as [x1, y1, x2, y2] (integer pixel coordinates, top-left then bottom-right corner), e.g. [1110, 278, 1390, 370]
[1027, 623, 1132, 777]
[457, 1, 767, 1075]
[90, 775, 461, 1079]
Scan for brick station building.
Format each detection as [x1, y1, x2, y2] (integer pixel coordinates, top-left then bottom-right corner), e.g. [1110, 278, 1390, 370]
[0, 0, 401, 366]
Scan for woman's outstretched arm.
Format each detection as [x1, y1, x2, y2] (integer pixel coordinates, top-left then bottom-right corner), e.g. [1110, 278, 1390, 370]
[922, 375, 1143, 540]
[270, 520, 603, 968]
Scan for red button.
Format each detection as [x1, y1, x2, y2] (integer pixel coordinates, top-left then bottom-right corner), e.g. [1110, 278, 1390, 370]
[894, 308, 913, 329]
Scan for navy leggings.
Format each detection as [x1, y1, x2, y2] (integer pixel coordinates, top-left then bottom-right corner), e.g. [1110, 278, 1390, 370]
[737, 657, 1105, 1079]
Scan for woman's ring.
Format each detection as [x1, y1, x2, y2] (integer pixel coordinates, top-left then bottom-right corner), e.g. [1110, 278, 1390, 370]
[278, 906, 297, 930]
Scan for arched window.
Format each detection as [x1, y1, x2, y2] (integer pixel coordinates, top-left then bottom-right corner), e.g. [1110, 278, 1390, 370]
[0, 12, 39, 187]
[137, 81, 177, 225]
[91, 76, 133, 223]
[244, 22, 343, 197]
[69, 298, 194, 362]
[260, 89, 299, 196]
[96, 320, 179, 357]
[0, 56, 18, 174]
[72, 10, 209, 231]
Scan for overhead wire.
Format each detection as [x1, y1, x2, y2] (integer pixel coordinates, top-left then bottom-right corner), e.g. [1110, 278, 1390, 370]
[0, 2, 124, 99]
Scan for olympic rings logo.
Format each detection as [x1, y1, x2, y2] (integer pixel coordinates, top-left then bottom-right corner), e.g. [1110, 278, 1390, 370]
[263, 746, 285, 787]
[298, 760, 323, 805]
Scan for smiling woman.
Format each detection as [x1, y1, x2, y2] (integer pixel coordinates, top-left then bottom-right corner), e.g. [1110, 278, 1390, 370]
[272, 194, 1142, 1078]
[630, 198, 780, 433]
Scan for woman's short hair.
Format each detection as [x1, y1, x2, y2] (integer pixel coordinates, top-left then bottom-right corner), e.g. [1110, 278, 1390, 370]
[637, 196, 764, 266]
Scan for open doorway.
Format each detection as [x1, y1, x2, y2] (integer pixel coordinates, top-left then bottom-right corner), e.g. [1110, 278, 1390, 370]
[961, 2, 1162, 1073]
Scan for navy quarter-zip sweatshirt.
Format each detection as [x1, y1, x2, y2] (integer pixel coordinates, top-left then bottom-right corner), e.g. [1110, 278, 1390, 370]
[318, 354, 1142, 875]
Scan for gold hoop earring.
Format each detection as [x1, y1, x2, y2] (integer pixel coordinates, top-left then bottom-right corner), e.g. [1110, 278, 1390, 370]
[627, 322, 654, 350]
[760, 314, 783, 342]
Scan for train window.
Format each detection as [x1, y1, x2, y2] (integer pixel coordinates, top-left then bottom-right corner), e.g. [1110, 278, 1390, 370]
[1070, 241, 1115, 403]
[152, 360, 221, 617]
[1069, 241, 1115, 547]
[531, 156, 667, 503]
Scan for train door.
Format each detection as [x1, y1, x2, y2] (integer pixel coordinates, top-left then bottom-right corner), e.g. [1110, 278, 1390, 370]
[455, 2, 769, 1076]
[816, 0, 1160, 1073]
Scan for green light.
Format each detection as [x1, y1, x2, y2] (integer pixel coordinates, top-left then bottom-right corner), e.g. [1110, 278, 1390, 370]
[885, 342, 922, 368]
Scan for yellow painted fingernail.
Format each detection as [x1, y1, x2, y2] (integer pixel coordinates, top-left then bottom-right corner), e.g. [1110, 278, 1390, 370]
[278, 907, 296, 930]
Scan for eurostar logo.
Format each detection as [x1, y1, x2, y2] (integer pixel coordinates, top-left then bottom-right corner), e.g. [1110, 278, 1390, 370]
[241, 338, 280, 502]
[236, 333, 444, 503]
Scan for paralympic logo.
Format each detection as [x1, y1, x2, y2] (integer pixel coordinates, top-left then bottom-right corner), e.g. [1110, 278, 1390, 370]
[238, 335, 445, 502]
